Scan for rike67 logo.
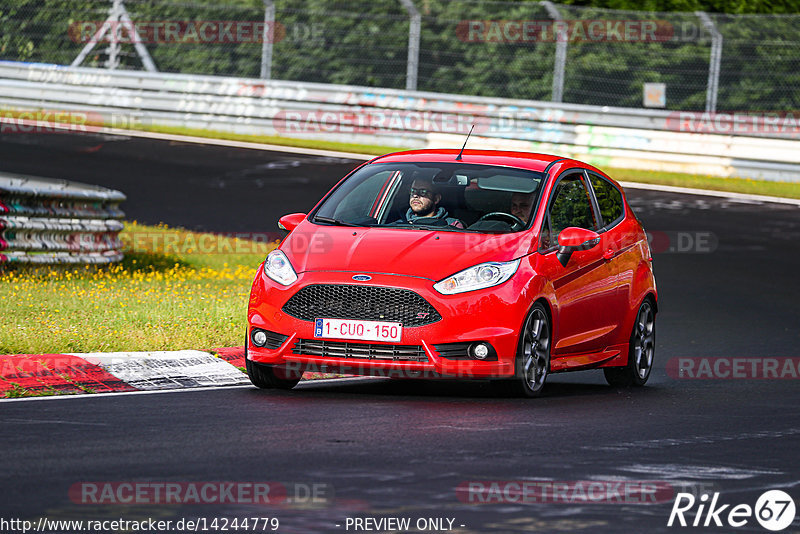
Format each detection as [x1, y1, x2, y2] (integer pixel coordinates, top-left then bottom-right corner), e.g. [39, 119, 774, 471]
[668, 490, 796, 531]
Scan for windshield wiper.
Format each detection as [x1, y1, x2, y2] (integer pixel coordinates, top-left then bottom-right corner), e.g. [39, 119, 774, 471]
[312, 216, 363, 227]
[390, 222, 463, 232]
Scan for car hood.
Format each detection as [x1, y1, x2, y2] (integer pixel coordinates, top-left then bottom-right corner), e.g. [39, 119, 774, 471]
[281, 222, 536, 281]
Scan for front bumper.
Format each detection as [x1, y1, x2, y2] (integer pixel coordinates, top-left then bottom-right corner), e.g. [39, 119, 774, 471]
[247, 268, 532, 379]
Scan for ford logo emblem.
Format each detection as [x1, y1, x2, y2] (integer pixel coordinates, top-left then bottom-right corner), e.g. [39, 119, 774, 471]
[352, 274, 372, 281]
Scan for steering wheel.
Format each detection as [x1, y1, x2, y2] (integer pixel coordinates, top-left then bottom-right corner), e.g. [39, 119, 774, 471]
[476, 212, 526, 231]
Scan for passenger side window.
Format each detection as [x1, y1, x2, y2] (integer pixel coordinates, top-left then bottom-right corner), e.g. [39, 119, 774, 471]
[541, 174, 597, 249]
[332, 170, 394, 222]
[589, 174, 624, 229]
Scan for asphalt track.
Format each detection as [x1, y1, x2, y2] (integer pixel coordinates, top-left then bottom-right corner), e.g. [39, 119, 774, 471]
[1, 131, 799, 533]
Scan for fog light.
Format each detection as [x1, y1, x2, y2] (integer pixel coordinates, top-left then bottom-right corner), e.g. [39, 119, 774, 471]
[252, 329, 267, 347]
[471, 342, 490, 360]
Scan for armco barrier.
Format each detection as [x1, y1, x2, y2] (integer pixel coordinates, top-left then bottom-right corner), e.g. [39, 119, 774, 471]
[0, 172, 126, 264]
[1, 61, 799, 181]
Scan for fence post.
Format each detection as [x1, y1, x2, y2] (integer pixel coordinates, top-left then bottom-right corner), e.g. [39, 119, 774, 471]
[118, 1, 157, 72]
[261, 0, 275, 80]
[398, 0, 420, 91]
[541, 1, 566, 103]
[696, 11, 722, 113]
[107, 0, 122, 69]
[71, 0, 157, 72]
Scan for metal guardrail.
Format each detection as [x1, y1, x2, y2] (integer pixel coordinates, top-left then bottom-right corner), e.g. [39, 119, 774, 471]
[1, 61, 799, 182]
[0, 172, 126, 264]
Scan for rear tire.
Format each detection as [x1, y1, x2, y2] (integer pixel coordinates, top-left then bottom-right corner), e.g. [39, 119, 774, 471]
[604, 298, 655, 387]
[493, 303, 551, 398]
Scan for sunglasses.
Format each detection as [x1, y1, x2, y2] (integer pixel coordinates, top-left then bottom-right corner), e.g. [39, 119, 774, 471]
[409, 187, 435, 198]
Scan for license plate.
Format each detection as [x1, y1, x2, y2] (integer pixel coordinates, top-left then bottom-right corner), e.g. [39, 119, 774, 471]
[314, 318, 402, 342]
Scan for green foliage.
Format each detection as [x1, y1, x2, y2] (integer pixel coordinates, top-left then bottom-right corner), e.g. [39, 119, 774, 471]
[589, 175, 624, 225]
[1, 0, 798, 110]
[552, 0, 800, 14]
[3, 384, 29, 398]
[550, 176, 596, 235]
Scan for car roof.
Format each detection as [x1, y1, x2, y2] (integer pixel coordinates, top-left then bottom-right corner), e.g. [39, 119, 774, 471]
[369, 149, 565, 173]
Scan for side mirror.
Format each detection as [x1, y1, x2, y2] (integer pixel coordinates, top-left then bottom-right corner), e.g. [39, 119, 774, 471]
[556, 227, 600, 267]
[278, 213, 306, 233]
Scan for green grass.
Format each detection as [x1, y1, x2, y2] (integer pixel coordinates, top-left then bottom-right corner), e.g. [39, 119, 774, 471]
[0, 222, 275, 355]
[3, 384, 95, 398]
[129, 123, 401, 156]
[611, 168, 800, 200]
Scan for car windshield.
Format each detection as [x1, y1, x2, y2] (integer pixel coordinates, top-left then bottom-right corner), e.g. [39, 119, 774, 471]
[312, 162, 545, 233]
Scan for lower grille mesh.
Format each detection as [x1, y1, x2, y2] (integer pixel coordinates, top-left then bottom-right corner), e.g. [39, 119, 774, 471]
[293, 339, 427, 362]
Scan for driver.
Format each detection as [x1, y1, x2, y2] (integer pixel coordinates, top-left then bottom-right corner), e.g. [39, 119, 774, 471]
[405, 178, 464, 228]
[510, 192, 535, 224]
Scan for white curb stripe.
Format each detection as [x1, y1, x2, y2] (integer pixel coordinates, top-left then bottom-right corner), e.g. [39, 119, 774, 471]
[66, 350, 250, 390]
[0, 384, 254, 403]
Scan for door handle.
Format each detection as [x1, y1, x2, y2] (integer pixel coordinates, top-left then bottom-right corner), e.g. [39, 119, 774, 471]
[603, 249, 614, 261]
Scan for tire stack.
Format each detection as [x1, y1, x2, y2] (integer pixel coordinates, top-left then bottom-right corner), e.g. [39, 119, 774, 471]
[0, 172, 126, 264]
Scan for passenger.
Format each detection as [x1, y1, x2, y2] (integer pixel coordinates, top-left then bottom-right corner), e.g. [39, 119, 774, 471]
[405, 178, 464, 228]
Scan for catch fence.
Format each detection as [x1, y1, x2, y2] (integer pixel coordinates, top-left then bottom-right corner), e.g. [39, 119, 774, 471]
[1, 1, 798, 112]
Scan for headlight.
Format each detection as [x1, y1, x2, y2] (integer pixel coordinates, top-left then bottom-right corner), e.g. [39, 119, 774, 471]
[433, 259, 520, 295]
[263, 249, 298, 286]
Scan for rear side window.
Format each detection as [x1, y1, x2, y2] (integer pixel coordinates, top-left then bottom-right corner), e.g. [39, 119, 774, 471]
[589, 174, 624, 229]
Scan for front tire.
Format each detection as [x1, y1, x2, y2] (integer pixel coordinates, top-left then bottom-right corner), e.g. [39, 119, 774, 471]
[246, 358, 303, 390]
[494, 303, 551, 398]
[604, 298, 655, 387]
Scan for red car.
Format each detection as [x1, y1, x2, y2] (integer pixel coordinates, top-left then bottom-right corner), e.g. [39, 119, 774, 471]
[246, 150, 657, 397]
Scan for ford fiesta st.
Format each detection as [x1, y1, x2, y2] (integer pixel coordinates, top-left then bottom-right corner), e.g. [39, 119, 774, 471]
[246, 149, 657, 397]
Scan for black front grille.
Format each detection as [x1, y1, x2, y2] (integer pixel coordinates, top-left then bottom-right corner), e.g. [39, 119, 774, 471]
[433, 342, 472, 359]
[282, 284, 441, 327]
[293, 338, 428, 362]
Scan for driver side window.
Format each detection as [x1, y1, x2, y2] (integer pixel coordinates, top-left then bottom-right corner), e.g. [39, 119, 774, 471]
[540, 174, 597, 249]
